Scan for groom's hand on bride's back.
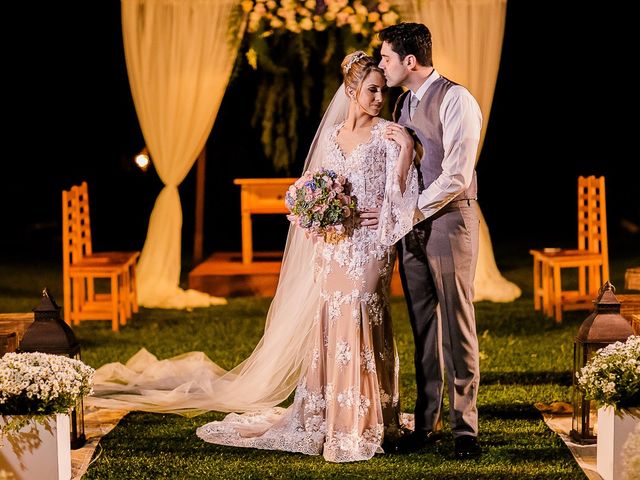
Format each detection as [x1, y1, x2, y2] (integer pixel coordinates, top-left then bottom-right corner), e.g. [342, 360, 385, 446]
[358, 208, 380, 229]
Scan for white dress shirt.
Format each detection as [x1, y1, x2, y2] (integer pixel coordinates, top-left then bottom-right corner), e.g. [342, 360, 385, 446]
[409, 70, 482, 220]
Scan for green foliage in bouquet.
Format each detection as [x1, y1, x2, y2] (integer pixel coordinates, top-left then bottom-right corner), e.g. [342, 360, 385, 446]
[236, 0, 400, 174]
[285, 168, 357, 237]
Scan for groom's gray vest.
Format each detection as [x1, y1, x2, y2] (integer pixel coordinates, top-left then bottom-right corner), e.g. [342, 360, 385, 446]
[394, 76, 477, 201]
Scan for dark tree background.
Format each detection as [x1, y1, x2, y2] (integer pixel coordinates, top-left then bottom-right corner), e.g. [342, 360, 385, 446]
[2, 1, 638, 266]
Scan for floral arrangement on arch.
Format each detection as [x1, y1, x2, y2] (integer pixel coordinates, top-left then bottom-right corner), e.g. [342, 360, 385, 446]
[235, 0, 401, 174]
[576, 335, 640, 410]
[242, 0, 400, 55]
[0, 352, 95, 436]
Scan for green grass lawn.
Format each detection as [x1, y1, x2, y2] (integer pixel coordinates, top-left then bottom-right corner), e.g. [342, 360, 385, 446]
[1, 250, 638, 479]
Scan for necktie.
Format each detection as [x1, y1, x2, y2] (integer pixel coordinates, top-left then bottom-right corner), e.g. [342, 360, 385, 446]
[409, 95, 419, 119]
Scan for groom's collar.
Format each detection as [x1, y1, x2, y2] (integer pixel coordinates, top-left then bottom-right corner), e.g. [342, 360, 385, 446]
[411, 69, 441, 101]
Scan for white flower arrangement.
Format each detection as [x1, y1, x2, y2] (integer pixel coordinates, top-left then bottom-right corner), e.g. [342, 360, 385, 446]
[576, 335, 640, 410]
[0, 352, 94, 436]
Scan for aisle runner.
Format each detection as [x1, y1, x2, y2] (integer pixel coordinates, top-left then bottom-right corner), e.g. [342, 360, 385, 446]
[74, 405, 601, 479]
[71, 407, 128, 480]
[541, 411, 601, 480]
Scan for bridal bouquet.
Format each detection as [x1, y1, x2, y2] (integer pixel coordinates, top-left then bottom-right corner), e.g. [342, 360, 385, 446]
[285, 168, 357, 241]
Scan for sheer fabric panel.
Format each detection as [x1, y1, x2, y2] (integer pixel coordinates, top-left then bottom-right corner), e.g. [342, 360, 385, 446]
[121, 0, 242, 308]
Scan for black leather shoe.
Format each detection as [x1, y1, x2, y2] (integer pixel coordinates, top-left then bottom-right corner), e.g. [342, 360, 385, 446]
[381, 437, 399, 453]
[454, 435, 482, 459]
[394, 430, 442, 453]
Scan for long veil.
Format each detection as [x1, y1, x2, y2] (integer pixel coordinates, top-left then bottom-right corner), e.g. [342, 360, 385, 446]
[87, 86, 350, 415]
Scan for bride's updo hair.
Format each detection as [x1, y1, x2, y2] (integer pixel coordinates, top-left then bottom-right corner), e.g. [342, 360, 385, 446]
[341, 51, 384, 97]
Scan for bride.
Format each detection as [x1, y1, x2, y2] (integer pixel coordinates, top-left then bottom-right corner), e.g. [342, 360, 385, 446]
[88, 51, 420, 463]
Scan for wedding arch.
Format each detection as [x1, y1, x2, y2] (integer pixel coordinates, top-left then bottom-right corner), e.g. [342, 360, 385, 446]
[123, 0, 520, 309]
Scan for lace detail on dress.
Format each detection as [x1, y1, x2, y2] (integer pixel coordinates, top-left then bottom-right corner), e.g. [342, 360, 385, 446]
[196, 402, 326, 457]
[198, 119, 409, 462]
[378, 125, 420, 247]
[317, 120, 397, 284]
[323, 424, 383, 462]
[335, 340, 352, 368]
[361, 346, 376, 374]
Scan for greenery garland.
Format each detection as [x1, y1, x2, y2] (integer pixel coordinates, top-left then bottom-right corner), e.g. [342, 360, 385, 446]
[237, 0, 400, 174]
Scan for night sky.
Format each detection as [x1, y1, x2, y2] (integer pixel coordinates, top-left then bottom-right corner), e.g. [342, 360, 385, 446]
[3, 1, 638, 265]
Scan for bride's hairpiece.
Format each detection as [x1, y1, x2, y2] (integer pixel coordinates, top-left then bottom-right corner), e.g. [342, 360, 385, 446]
[343, 51, 368, 74]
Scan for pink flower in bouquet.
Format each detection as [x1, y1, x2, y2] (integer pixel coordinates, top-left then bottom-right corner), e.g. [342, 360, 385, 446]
[285, 168, 357, 239]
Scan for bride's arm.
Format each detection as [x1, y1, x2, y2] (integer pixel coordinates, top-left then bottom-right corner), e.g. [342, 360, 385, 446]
[377, 125, 422, 247]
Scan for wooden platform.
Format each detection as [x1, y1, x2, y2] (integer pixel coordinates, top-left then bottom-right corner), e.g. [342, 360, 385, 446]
[188, 251, 405, 297]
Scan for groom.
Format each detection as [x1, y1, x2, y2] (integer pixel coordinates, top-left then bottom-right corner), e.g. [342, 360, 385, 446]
[379, 22, 483, 459]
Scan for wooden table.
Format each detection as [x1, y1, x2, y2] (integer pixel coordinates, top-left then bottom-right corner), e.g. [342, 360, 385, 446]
[233, 178, 295, 264]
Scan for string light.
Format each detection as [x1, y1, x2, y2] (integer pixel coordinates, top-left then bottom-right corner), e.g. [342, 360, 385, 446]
[134, 147, 150, 172]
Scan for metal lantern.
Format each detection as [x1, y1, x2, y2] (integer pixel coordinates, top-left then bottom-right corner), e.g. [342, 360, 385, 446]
[570, 281, 634, 443]
[18, 288, 86, 449]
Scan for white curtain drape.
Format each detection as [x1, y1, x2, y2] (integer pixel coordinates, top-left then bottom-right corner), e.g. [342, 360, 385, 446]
[122, 0, 243, 308]
[397, 0, 521, 302]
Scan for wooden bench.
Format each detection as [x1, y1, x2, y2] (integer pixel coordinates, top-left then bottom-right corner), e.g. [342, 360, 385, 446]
[618, 294, 640, 335]
[0, 313, 35, 355]
[633, 315, 640, 336]
[625, 267, 640, 291]
[0, 331, 16, 355]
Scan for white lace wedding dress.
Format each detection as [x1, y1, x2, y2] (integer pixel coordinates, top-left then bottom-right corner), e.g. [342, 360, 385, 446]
[196, 119, 419, 462]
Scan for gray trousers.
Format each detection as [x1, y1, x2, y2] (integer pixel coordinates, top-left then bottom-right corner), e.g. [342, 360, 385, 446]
[398, 202, 480, 437]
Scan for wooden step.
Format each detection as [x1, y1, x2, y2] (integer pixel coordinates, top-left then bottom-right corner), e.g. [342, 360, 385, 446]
[189, 251, 405, 297]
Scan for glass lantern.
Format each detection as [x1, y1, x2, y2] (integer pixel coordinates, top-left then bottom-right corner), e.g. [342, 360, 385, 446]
[570, 282, 633, 443]
[18, 288, 86, 449]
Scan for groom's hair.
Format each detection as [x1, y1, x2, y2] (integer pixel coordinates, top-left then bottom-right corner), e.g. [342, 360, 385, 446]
[379, 23, 432, 67]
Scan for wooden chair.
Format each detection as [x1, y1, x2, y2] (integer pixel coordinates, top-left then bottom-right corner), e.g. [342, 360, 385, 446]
[530, 176, 608, 322]
[62, 182, 140, 331]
